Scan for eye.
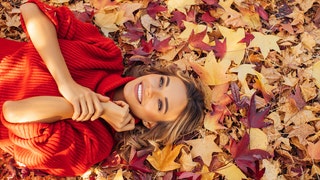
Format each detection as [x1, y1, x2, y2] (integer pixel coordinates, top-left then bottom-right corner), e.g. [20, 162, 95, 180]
[158, 99, 163, 111]
[159, 76, 164, 87]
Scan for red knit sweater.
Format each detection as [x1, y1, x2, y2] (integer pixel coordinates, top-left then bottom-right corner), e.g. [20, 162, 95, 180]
[0, 0, 133, 176]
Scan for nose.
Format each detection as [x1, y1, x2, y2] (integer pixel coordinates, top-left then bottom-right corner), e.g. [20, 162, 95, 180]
[146, 83, 160, 97]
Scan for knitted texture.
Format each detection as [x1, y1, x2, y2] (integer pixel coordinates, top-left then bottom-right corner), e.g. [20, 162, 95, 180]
[0, 0, 133, 176]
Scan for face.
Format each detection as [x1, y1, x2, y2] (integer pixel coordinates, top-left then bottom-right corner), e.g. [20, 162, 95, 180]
[123, 74, 188, 127]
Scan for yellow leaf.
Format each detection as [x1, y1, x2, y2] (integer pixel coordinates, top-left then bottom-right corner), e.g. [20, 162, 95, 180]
[185, 135, 222, 166]
[167, 0, 197, 13]
[113, 168, 124, 180]
[94, 6, 120, 35]
[218, 26, 246, 65]
[179, 149, 198, 172]
[248, 32, 281, 59]
[249, 128, 268, 151]
[261, 159, 281, 180]
[218, 0, 245, 28]
[312, 61, 320, 89]
[190, 51, 236, 86]
[146, 144, 183, 172]
[215, 163, 247, 180]
[230, 64, 273, 98]
[200, 165, 215, 180]
[179, 21, 212, 43]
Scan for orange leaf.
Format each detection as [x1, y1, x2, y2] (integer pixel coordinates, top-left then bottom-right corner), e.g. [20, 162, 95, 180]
[307, 141, 320, 160]
[146, 144, 183, 171]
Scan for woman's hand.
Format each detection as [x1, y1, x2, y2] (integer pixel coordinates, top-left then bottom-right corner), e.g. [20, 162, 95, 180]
[100, 101, 135, 132]
[58, 80, 109, 121]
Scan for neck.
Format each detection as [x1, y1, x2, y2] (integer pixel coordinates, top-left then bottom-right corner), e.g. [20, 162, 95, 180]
[113, 86, 126, 102]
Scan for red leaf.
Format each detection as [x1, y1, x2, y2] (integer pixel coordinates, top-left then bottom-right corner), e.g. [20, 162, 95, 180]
[201, 0, 218, 5]
[255, 5, 269, 21]
[188, 29, 213, 51]
[171, 10, 186, 28]
[201, 12, 216, 24]
[289, 85, 306, 110]
[129, 152, 152, 173]
[239, 32, 254, 46]
[247, 93, 271, 128]
[230, 133, 271, 177]
[212, 39, 226, 59]
[154, 37, 173, 53]
[177, 171, 201, 180]
[147, 1, 167, 19]
[100, 151, 122, 168]
[186, 9, 196, 23]
[123, 21, 144, 42]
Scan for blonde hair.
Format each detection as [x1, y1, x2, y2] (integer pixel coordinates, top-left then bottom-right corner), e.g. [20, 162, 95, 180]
[116, 64, 206, 155]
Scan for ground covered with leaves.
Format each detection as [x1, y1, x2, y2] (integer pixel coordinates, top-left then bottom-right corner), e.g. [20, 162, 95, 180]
[1, 0, 320, 179]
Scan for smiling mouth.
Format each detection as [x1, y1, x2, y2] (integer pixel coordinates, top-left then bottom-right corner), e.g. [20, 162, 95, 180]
[137, 83, 142, 103]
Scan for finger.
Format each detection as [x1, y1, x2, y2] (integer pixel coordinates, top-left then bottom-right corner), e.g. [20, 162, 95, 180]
[113, 101, 128, 108]
[97, 94, 110, 102]
[91, 95, 104, 120]
[83, 95, 95, 120]
[72, 100, 81, 120]
[78, 98, 88, 120]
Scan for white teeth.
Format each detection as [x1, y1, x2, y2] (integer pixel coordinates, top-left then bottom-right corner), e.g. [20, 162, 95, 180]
[137, 83, 142, 103]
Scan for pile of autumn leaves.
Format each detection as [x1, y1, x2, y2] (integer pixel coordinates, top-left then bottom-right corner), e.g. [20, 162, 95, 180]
[1, 0, 320, 179]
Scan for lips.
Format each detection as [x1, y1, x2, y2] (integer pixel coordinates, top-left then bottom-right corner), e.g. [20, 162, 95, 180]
[137, 83, 142, 103]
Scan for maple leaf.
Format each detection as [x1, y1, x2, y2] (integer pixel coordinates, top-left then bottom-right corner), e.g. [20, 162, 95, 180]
[129, 151, 152, 173]
[153, 37, 173, 53]
[189, 51, 236, 86]
[248, 32, 281, 59]
[249, 128, 268, 151]
[140, 14, 161, 32]
[167, 0, 197, 13]
[146, 144, 183, 172]
[147, 2, 167, 19]
[229, 133, 271, 177]
[212, 39, 226, 59]
[200, 165, 215, 179]
[201, 11, 216, 25]
[202, 0, 218, 5]
[118, 3, 143, 24]
[307, 141, 320, 160]
[239, 32, 255, 46]
[218, 25, 246, 65]
[215, 163, 247, 180]
[179, 21, 212, 43]
[178, 149, 198, 172]
[185, 135, 222, 166]
[170, 10, 186, 28]
[289, 85, 306, 110]
[176, 171, 200, 180]
[188, 29, 213, 51]
[255, 4, 269, 21]
[123, 21, 144, 42]
[247, 92, 271, 128]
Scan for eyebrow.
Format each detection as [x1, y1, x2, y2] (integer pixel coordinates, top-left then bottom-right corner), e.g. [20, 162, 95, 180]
[164, 97, 168, 114]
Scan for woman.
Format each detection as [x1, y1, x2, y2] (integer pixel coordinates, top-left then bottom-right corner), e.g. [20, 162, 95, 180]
[0, 0, 205, 176]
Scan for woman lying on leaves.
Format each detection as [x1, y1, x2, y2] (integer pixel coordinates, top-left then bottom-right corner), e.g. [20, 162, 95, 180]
[0, 0, 205, 177]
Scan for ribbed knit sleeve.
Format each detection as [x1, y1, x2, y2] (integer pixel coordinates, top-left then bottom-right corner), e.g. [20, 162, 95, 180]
[0, 0, 135, 176]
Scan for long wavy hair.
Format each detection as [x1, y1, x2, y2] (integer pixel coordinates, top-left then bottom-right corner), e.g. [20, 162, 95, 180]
[115, 64, 206, 158]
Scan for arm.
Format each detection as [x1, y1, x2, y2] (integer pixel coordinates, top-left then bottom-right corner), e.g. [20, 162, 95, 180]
[2, 97, 135, 132]
[20, 3, 109, 121]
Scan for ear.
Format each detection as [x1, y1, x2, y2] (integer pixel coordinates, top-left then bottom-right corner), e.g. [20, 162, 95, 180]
[142, 120, 157, 129]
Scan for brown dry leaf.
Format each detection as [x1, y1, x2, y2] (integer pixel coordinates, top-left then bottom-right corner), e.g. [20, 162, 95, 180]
[238, 6, 262, 29]
[119, 3, 143, 24]
[218, 0, 245, 27]
[301, 32, 316, 51]
[94, 6, 121, 35]
[185, 135, 222, 166]
[5, 13, 20, 27]
[248, 32, 281, 59]
[307, 141, 320, 160]
[287, 7, 305, 26]
[261, 159, 281, 180]
[141, 14, 161, 32]
[215, 163, 247, 180]
[178, 149, 198, 172]
[288, 123, 315, 145]
[300, 80, 317, 102]
[146, 144, 184, 172]
[312, 61, 320, 88]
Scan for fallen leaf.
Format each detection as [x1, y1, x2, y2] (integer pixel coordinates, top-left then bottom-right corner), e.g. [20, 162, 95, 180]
[200, 165, 215, 180]
[215, 163, 247, 180]
[167, 0, 197, 13]
[185, 135, 222, 166]
[248, 32, 281, 59]
[178, 149, 198, 172]
[312, 61, 320, 89]
[179, 21, 212, 43]
[247, 93, 271, 128]
[288, 124, 315, 145]
[307, 140, 320, 160]
[218, 25, 246, 65]
[114, 168, 124, 180]
[146, 144, 183, 172]
[249, 128, 268, 151]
